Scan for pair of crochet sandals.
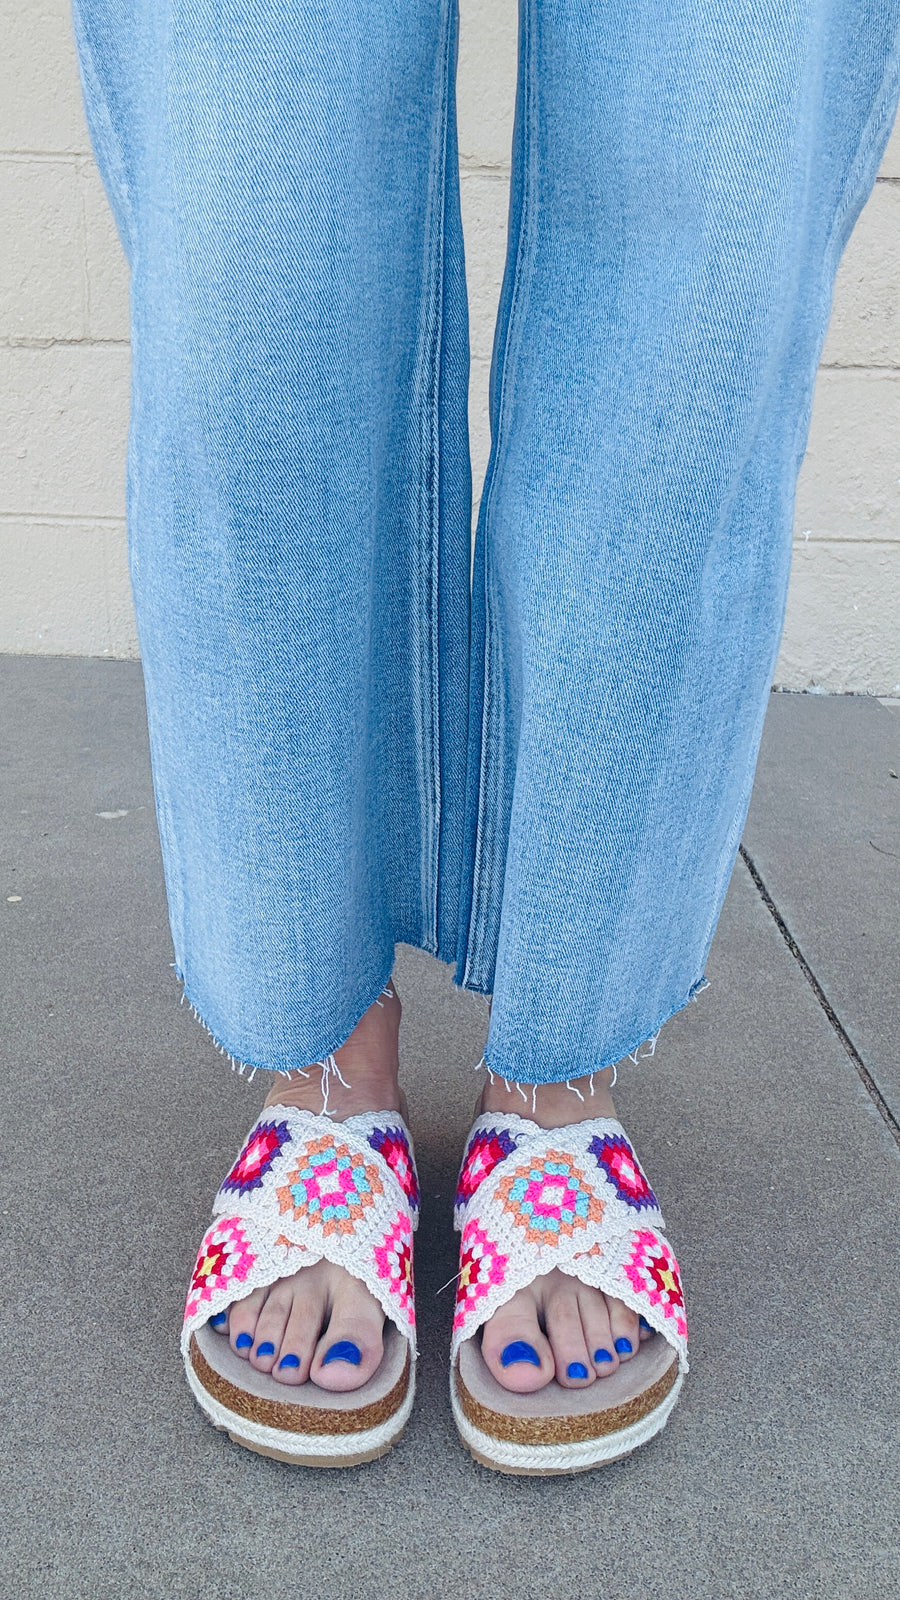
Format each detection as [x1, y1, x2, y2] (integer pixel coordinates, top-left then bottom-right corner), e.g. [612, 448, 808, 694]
[182, 1099, 688, 1474]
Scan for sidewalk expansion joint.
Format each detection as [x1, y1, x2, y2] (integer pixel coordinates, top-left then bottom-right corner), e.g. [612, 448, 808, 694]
[739, 844, 900, 1151]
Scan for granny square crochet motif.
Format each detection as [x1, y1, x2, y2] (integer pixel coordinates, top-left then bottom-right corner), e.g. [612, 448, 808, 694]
[451, 1112, 688, 1371]
[277, 1135, 383, 1235]
[368, 1124, 421, 1215]
[181, 1106, 421, 1361]
[221, 1119, 292, 1197]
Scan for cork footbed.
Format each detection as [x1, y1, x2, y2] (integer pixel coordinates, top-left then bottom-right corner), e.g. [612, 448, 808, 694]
[455, 1332, 678, 1447]
[191, 1319, 410, 1439]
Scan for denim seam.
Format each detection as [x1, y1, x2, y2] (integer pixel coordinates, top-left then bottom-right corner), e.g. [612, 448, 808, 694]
[786, 29, 900, 483]
[822, 35, 900, 292]
[412, 0, 455, 958]
[460, 0, 537, 992]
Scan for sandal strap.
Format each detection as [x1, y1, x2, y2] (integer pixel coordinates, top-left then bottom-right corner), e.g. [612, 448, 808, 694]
[181, 1107, 419, 1356]
[450, 1113, 687, 1369]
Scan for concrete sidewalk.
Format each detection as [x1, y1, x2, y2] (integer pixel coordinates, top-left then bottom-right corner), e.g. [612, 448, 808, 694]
[1, 657, 898, 1600]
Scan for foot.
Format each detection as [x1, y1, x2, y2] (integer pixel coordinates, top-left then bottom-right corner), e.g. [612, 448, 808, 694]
[209, 983, 402, 1392]
[476, 1070, 654, 1394]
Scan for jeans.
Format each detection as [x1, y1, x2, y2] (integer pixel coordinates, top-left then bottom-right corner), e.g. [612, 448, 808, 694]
[71, 0, 900, 1084]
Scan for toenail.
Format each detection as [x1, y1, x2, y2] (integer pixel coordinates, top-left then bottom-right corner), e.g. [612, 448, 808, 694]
[322, 1340, 362, 1366]
[594, 1348, 614, 1363]
[500, 1341, 541, 1368]
[235, 1332, 253, 1349]
[278, 1353, 300, 1369]
[567, 1361, 589, 1379]
[256, 1341, 275, 1357]
[614, 1336, 633, 1355]
[639, 1316, 653, 1331]
[209, 1312, 227, 1328]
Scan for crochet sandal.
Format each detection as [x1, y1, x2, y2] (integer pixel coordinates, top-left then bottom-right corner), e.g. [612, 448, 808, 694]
[181, 1104, 419, 1467]
[450, 1111, 688, 1475]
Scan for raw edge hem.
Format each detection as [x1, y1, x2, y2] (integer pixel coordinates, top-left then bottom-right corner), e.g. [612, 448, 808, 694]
[474, 974, 711, 1087]
[173, 952, 400, 1082]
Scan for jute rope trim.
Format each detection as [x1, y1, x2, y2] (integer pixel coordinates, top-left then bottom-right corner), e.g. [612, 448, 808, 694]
[451, 1371, 683, 1473]
[185, 1355, 416, 1460]
[189, 1334, 411, 1437]
[453, 1354, 678, 1446]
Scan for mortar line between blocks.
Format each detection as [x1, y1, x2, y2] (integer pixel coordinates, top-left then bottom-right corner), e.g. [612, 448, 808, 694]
[739, 844, 900, 1150]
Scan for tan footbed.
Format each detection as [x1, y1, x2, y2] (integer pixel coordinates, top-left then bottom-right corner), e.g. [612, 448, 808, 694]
[455, 1332, 678, 1447]
[191, 1318, 410, 1438]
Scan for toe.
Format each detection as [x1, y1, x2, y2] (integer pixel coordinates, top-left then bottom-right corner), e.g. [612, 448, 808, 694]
[606, 1294, 641, 1362]
[208, 1309, 229, 1335]
[228, 1285, 268, 1358]
[271, 1262, 330, 1385]
[309, 1267, 385, 1393]
[576, 1284, 619, 1379]
[248, 1280, 295, 1374]
[480, 1283, 554, 1394]
[544, 1276, 595, 1388]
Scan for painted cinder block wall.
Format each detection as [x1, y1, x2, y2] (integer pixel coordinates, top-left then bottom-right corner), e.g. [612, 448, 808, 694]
[2, 0, 899, 691]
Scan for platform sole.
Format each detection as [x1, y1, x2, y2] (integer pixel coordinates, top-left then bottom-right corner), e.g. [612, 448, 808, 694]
[451, 1335, 683, 1476]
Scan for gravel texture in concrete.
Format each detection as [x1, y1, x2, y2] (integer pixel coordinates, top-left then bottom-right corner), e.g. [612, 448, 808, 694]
[2, 659, 898, 1600]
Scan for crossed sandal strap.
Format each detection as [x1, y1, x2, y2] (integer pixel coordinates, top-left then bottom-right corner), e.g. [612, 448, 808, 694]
[451, 1112, 688, 1371]
[181, 1106, 420, 1360]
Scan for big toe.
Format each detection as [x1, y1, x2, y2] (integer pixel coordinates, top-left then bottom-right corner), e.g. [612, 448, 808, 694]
[480, 1285, 554, 1393]
[309, 1267, 386, 1393]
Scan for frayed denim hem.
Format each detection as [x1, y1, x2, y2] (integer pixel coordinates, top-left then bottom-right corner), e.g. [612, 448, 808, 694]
[478, 975, 711, 1090]
[172, 953, 399, 1084]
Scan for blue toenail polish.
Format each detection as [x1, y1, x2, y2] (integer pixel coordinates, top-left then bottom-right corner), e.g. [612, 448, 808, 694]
[500, 1341, 541, 1368]
[594, 1348, 614, 1363]
[567, 1361, 589, 1379]
[278, 1353, 300, 1369]
[209, 1312, 227, 1328]
[639, 1316, 653, 1332]
[614, 1336, 633, 1355]
[256, 1341, 275, 1357]
[235, 1332, 253, 1350]
[322, 1340, 362, 1366]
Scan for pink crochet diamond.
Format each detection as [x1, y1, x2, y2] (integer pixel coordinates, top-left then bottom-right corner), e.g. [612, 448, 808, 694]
[454, 1219, 508, 1331]
[374, 1214, 415, 1325]
[623, 1228, 687, 1338]
[185, 1215, 255, 1320]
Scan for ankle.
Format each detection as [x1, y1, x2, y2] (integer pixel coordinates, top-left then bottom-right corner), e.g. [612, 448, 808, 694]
[479, 1067, 616, 1128]
[264, 983, 402, 1121]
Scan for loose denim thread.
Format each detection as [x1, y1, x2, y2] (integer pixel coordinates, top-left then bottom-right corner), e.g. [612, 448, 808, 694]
[317, 1053, 350, 1116]
[626, 1030, 660, 1067]
[174, 970, 263, 1083]
[474, 1057, 615, 1107]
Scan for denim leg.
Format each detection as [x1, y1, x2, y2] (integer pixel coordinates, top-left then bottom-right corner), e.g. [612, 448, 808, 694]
[71, 0, 473, 1071]
[458, 0, 900, 1081]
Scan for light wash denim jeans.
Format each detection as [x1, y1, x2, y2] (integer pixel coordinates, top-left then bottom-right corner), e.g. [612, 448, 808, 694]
[71, 0, 900, 1084]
